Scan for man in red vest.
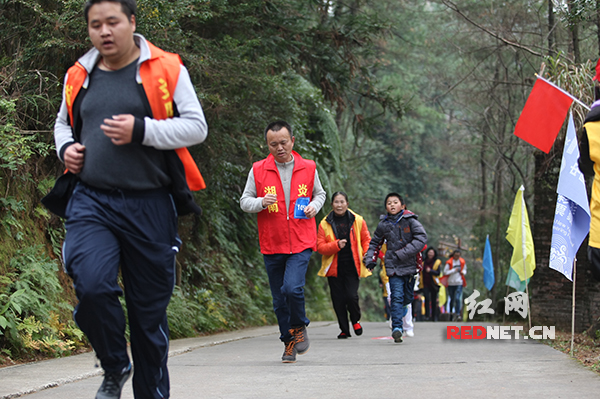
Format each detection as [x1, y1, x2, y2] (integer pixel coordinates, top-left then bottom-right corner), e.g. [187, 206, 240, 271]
[241, 121, 326, 363]
[46, 1, 207, 398]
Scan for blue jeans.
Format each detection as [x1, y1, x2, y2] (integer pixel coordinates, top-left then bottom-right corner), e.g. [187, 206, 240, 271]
[263, 249, 312, 342]
[447, 285, 463, 314]
[388, 274, 414, 332]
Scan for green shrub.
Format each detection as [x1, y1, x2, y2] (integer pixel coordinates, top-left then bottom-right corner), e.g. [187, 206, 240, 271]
[0, 246, 86, 358]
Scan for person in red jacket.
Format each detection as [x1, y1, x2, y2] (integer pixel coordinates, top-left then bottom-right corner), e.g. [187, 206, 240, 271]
[316, 192, 371, 339]
[240, 120, 327, 363]
[45, 1, 208, 398]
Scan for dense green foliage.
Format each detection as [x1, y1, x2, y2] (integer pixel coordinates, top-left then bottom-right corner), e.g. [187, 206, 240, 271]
[2, 0, 600, 361]
[0, 0, 402, 360]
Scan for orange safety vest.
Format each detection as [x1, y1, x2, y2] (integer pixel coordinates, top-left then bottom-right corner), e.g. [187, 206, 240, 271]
[444, 257, 467, 287]
[253, 151, 316, 254]
[64, 40, 205, 191]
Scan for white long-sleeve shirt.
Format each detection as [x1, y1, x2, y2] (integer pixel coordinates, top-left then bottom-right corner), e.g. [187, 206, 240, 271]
[443, 258, 467, 286]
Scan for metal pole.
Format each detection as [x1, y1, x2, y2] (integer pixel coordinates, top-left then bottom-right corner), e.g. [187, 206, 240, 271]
[524, 272, 532, 331]
[503, 283, 510, 325]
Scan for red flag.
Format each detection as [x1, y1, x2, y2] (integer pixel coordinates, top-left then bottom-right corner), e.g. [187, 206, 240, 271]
[513, 78, 573, 153]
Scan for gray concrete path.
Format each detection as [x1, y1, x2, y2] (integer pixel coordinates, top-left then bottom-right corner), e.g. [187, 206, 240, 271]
[2, 321, 600, 398]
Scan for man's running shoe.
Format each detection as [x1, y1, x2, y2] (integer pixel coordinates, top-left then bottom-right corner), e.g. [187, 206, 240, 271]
[282, 340, 297, 363]
[96, 364, 131, 399]
[290, 326, 310, 354]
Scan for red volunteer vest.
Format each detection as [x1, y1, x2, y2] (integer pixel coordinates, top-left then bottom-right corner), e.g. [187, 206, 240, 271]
[64, 40, 205, 190]
[253, 151, 317, 254]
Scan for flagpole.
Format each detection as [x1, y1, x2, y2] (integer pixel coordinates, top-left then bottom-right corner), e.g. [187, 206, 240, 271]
[570, 258, 577, 356]
[520, 187, 532, 331]
[535, 75, 591, 111]
[503, 283, 510, 325]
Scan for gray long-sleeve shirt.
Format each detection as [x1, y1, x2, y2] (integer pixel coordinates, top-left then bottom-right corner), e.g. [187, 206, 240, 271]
[240, 155, 326, 214]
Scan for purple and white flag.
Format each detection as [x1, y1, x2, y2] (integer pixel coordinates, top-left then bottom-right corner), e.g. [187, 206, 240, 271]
[550, 112, 591, 281]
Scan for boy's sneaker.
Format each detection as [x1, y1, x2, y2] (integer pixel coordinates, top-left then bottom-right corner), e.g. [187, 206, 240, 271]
[392, 328, 403, 343]
[290, 326, 310, 354]
[353, 322, 363, 336]
[282, 340, 297, 363]
[96, 364, 131, 399]
[405, 330, 414, 337]
[337, 332, 350, 339]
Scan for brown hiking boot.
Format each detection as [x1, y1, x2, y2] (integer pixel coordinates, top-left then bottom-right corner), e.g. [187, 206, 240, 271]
[282, 340, 297, 363]
[290, 326, 310, 354]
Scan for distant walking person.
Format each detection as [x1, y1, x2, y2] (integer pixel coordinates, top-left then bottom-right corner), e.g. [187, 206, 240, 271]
[364, 193, 427, 343]
[420, 247, 441, 321]
[317, 191, 371, 339]
[240, 121, 326, 363]
[443, 250, 467, 319]
[43, 0, 208, 398]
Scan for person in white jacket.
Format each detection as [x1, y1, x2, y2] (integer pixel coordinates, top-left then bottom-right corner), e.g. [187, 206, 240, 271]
[443, 250, 467, 318]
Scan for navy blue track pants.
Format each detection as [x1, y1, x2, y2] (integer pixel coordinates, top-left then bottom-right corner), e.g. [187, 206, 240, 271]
[63, 183, 179, 399]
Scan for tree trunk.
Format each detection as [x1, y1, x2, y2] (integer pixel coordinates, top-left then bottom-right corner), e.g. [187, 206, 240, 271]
[548, 0, 556, 55]
[568, 0, 581, 63]
[597, 0, 600, 57]
[493, 159, 503, 305]
[480, 133, 488, 221]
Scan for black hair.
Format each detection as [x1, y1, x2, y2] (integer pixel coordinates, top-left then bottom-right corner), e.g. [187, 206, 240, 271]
[451, 249, 461, 257]
[84, 0, 137, 23]
[425, 247, 438, 259]
[331, 191, 348, 203]
[264, 120, 293, 141]
[384, 192, 403, 208]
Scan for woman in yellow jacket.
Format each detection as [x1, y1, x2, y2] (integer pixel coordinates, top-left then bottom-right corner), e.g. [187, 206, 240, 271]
[317, 192, 371, 338]
[419, 247, 442, 321]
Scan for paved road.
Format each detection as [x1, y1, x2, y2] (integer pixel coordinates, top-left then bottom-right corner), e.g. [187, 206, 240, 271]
[2, 321, 600, 398]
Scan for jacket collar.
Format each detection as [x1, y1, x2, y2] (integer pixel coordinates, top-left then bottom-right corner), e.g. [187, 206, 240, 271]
[78, 33, 151, 72]
[264, 151, 305, 171]
[325, 209, 356, 238]
[381, 209, 418, 225]
[585, 104, 600, 123]
[326, 209, 356, 225]
[382, 210, 404, 223]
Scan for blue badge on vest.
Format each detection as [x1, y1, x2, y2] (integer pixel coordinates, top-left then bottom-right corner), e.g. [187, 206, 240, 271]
[294, 197, 310, 219]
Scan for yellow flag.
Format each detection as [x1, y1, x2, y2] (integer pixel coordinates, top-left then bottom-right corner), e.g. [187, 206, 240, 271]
[438, 285, 447, 306]
[506, 185, 536, 281]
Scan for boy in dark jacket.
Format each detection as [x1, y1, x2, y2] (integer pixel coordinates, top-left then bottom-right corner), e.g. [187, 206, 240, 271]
[364, 193, 427, 343]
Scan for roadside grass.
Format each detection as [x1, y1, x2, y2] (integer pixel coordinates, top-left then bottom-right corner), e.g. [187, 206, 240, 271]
[546, 329, 600, 374]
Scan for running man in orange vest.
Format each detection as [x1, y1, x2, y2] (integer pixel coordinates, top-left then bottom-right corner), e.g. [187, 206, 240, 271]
[240, 121, 327, 363]
[47, 1, 207, 398]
